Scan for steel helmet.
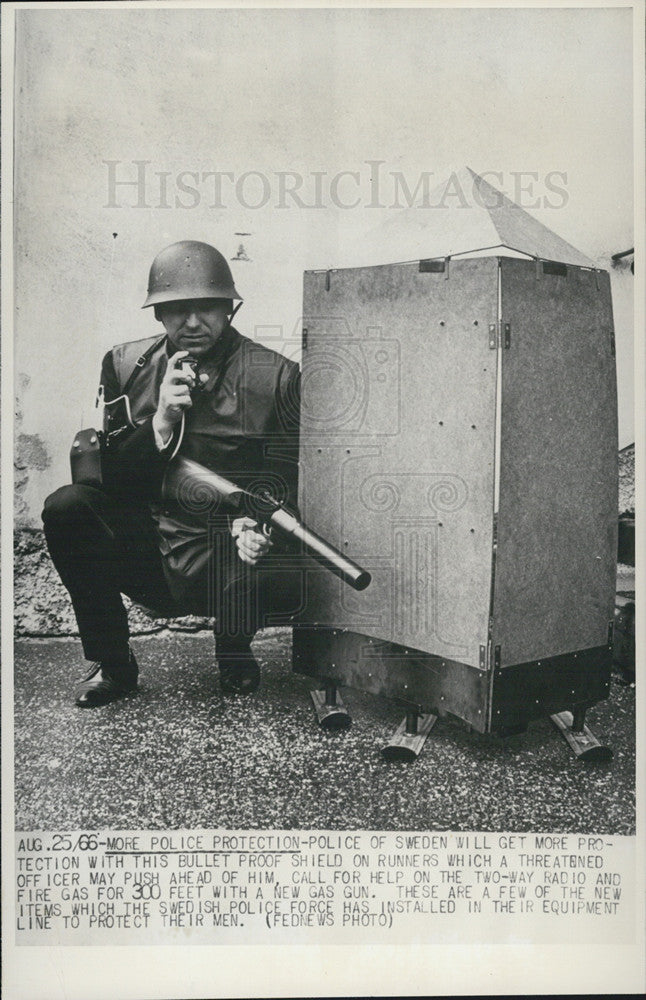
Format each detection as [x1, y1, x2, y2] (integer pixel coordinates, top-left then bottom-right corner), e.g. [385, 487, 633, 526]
[142, 240, 242, 308]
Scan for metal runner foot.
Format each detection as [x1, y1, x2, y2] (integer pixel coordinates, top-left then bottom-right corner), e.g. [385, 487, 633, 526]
[311, 684, 352, 730]
[382, 710, 438, 762]
[550, 711, 613, 762]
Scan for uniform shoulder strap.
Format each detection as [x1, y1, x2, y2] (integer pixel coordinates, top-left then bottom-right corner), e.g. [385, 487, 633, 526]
[111, 335, 167, 394]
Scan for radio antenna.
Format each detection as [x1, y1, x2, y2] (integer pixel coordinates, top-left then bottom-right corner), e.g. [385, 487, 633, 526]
[93, 233, 119, 424]
[102, 232, 118, 333]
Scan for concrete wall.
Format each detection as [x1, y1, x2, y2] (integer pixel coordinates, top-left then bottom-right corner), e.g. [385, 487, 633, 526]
[619, 442, 636, 516]
[607, 257, 635, 450]
[13, 7, 635, 528]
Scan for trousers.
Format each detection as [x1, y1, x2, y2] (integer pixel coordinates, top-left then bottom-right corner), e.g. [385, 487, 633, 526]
[42, 484, 302, 664]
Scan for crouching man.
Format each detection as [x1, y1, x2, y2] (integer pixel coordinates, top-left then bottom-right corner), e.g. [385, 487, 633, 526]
[42, 240, 301, 706]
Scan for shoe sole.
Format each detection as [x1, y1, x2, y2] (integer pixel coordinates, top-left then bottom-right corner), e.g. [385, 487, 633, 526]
[75, 685, 138, 708]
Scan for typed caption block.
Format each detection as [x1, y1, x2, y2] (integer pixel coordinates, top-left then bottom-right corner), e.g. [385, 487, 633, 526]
[14, 831, 635, 946]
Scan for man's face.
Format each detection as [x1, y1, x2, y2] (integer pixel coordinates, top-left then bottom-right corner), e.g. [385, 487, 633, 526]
[156, 298, 230, 357]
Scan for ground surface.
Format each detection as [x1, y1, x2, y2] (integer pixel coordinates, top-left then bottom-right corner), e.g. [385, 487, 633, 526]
[14, 629, 635, 833]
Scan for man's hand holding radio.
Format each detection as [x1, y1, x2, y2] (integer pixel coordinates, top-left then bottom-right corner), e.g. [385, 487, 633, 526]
[152, 352, 207, 445]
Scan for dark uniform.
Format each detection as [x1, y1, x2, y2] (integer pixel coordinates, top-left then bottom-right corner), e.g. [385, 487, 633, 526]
[42, 242, 301, 704]
[43, 325, 300, 665]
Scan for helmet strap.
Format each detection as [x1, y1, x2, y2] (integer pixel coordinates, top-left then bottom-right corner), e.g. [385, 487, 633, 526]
[227, 300, 243, 328]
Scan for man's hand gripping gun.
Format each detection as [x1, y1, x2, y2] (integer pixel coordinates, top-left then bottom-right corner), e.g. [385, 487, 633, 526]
[163, 455, 371, 592]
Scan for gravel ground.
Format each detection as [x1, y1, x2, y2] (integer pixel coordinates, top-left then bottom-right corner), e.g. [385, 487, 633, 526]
[14, 629, 635, 833]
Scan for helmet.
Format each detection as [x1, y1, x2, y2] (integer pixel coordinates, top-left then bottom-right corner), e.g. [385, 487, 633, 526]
[142, 240, 242, 309]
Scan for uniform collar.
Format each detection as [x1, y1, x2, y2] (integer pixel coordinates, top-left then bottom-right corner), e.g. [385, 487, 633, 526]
[197, 326, 239, 392]
[164, 326, 238, 391]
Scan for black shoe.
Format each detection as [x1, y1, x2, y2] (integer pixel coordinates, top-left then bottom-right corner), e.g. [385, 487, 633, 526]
[218, 651, 260, 696]
[75, 650, 139, 708]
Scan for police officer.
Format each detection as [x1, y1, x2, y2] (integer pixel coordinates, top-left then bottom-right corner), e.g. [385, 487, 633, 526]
[42, 241, 300, 706]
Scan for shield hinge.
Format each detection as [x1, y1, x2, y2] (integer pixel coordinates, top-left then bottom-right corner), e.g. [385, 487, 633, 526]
[609, 329, 616, 357]
[484, 641, 501, 674]
[302, 327, 308, 349]
[492, 512, 499, 547]
[489, 322, 510, 349]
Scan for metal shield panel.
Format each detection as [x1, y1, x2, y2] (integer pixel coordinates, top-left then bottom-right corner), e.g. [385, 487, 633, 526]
[293, 627, 492, 731]
[493, 259, 618, 667]
[297, 258, 498, 668]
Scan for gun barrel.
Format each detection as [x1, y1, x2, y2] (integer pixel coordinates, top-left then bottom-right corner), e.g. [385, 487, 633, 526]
[163, 455, 372, 591]
[165, 455, 244, 501]
[269, 507, 371, 592]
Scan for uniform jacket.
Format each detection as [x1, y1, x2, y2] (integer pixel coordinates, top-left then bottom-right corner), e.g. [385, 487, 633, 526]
[101, 326, 300, 611]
